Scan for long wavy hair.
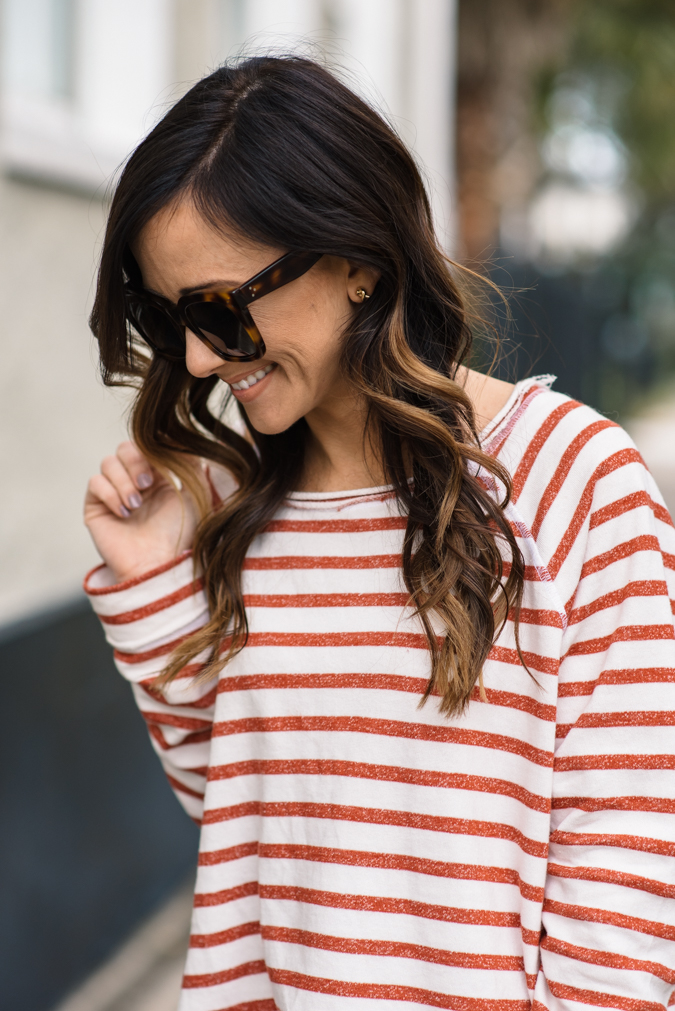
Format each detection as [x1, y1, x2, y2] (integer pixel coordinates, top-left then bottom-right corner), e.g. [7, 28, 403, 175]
[91, 55, 524, 716]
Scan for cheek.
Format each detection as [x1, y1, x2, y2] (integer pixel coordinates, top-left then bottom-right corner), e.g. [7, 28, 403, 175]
[252, 294, 344, 368]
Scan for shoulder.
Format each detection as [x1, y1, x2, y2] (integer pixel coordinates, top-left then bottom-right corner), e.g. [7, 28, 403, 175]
[487, 381, 640, 507]
[491, 381, 675, 591]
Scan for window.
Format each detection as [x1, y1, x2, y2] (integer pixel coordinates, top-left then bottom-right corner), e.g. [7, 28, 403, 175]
[1, 0, 173, 193]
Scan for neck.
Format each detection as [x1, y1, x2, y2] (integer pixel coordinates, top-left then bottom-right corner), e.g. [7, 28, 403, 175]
[296, 367, 515, 494]
[298, 385, 385, 493]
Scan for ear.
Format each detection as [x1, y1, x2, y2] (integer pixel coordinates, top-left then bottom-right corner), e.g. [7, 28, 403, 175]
[346, 261, 381, 304]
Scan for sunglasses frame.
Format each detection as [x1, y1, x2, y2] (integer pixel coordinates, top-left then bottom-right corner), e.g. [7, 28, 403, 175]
[125, 249, 322, 363]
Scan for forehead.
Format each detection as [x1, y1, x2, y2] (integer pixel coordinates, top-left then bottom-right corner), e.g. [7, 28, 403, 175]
[132, 198, 281, 297]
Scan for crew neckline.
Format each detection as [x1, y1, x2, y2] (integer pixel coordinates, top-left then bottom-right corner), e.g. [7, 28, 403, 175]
[286, 375, 555, 503]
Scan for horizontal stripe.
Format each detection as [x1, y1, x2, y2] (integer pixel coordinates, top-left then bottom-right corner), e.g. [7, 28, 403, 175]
[258, 843, 544, 902]
[549, 830, 675, 859]
[141, 710, 211, 733]
[210, 715, 554, 767]
[513, 607, 563, 628]
[487, 645, 558, 676]
[547, 861, 675, 901]
[564, 624, 674, 659]
[194, 881, 258, 907]
[568, 581, 669, 626]
[590, 490, 673, 531]
[558, 666, 675, 696]
[216, 671, 434, 696]
[541, 934, 675, 983]
[206, 759, 550, 812]
[268, 966, 532, 1009]
[183, 959, 267, 989]
[544, 898, 675, 942]
[165, 772, 204, 801]
[202, 801, 548, 857]
[146, 722, 211, 752]
[260, 883, 521, 928]
[243, 554, 402, 570]
[555, 753, 675, 771]
[198, 842, 259, 866]
[573, 709, 675, 729]
[243, 592, 410, 608]
[113, 630, 192, 664]
[580, 535, 662, 580]
[84, 551, 190, 595]
[190, 920, 260, 948]
[98, 577, 204, 624]
[216, 672, 556, 722]
[140, 679, 216, 710]
[260, 924, 524, 971]
[546, 977, 663, 1011]
[243, 630, 428, 649]
[263, 517, 408, 533]
[552, 794, 675, 814]
[215, 1002, 276, 1011]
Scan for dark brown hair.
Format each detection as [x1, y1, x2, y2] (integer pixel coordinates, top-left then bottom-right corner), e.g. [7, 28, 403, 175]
[91, 55, 524, 715]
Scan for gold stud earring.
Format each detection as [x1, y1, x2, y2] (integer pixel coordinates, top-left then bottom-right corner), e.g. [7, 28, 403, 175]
[355, 287, 370, 301]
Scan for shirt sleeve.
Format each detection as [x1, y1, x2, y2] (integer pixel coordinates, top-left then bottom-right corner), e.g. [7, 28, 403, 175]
[534, 443, 675, 1008]
[84, 551, 214, 823]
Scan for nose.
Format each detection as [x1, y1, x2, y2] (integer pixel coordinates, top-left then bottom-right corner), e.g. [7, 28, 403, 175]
[184, 328, 224, 378]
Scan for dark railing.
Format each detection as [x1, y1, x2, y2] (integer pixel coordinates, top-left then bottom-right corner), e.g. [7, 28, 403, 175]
[0, 600, 198, 1011]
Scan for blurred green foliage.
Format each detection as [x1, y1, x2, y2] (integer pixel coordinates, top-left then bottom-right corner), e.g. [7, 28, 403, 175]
[570, 0, 675, 205]
[533, 0, 675, 417]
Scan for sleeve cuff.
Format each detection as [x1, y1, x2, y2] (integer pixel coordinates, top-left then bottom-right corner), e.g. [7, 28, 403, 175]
[84, 551, 208, 652]
[84, 550, 193, 595]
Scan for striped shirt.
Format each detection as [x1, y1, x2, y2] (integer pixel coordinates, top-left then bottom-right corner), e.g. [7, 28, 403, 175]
[85, 377, 675, 1010]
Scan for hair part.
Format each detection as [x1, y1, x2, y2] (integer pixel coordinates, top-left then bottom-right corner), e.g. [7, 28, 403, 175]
[91, 55, 525, 716]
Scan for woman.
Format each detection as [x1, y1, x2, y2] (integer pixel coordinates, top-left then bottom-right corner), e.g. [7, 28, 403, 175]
[84, 57, 675, 1010]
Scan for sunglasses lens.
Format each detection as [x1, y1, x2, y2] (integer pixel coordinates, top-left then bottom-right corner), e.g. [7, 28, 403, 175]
[184, 302, 258, 358]
[127, 298, 185, 358]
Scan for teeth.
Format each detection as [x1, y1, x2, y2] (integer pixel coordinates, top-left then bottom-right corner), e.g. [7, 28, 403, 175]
[231, 362, 274, 391]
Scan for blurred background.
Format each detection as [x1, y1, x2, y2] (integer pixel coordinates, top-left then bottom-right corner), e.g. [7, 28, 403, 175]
[1, 1, 673, 1009]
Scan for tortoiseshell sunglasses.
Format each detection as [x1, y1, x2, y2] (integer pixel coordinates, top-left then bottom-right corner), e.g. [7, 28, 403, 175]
[124, 250, 322, 362]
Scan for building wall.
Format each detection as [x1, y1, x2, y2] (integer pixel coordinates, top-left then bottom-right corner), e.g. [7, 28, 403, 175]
[0, 175, 130, 625]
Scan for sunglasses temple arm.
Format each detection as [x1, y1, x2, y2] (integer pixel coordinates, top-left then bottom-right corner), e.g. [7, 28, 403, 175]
[235, 251, 323, 306]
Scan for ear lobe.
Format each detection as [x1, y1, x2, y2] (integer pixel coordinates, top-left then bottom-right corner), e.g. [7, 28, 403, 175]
[346, 261, 380, 303]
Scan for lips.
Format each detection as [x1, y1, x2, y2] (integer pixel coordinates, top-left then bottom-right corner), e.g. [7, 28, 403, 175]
[230, 362, 276, 391]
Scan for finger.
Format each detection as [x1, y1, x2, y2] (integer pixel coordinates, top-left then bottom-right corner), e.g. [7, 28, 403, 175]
[87, 473, 131, 519]
[116, 441, 155, 491]
[100, 454, 144, 511]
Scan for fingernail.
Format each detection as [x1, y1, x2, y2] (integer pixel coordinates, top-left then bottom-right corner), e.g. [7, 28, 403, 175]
[129, 493, 142, 509]
[120, 505, 131, 518]
[137, 472, 153, 489]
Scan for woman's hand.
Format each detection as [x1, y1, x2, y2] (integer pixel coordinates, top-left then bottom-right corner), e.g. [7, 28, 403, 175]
[84, 441, 202, 583]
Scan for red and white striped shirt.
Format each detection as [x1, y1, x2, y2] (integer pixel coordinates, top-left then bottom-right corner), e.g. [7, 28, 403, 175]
[86, 377, 675, 1010]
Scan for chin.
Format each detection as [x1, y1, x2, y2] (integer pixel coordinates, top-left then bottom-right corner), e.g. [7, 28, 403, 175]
[243, 407, 305, 436]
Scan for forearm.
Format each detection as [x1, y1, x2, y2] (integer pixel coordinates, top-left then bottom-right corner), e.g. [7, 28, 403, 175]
[85, 551, 215, 820]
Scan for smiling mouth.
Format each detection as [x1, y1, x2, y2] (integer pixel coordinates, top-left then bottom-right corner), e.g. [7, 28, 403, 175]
[230, 362, 276, 391]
